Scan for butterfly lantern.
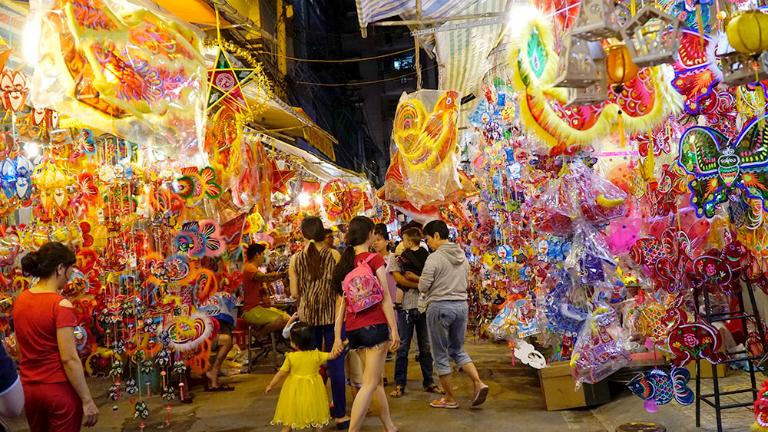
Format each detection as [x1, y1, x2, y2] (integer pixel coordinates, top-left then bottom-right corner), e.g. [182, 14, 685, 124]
[0, 156, 34, 202]
[678, 114, 768, 220]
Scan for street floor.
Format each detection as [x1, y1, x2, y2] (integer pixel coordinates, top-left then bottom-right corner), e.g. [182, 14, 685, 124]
[5, 340, 758, 431]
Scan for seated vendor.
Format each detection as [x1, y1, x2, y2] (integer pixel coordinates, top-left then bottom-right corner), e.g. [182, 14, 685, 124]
[242, 243, 290, 337]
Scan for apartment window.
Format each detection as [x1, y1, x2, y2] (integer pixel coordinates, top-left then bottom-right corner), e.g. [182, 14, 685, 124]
[393, 53, 414, 71]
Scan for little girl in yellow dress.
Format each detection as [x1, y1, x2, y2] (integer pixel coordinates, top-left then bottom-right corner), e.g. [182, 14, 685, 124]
[266, 322, 341, 431]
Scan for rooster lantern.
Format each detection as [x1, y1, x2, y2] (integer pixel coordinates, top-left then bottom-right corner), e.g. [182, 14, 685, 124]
[379, 90, 474, 213]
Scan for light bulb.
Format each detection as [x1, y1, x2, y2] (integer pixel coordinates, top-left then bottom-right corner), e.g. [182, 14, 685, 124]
[298, 192, 311, 207]
[24, 142, 40, 159]
[22, 18, 41, 65]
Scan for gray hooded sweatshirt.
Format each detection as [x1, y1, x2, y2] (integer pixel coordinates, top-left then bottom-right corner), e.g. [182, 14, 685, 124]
[418, 242, 469, 304]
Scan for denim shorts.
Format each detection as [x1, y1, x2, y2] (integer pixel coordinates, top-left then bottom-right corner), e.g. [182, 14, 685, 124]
[347, 324, 390, 350]
[426, 301, 472, 376]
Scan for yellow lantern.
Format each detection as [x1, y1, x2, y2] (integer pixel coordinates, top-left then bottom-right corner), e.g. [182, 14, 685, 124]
[605, 43, 639, 86]
[726, 11, 768, 54]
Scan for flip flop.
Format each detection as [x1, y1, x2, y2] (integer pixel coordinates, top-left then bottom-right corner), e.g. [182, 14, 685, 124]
[472, 385, 489, 407]
[429, 398, 459, 409]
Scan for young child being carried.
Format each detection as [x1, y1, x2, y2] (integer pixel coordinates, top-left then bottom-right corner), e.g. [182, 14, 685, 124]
[389, 227, 442, 398]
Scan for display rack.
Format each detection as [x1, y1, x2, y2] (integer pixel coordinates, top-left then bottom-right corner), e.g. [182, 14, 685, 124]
[694, 280, 767, 432]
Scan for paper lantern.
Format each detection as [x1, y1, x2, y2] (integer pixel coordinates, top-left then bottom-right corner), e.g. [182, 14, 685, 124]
[554, 37, 602, 88]
[621, 6, 681, 67]
[726, 11, 768, 55]
[571, 0, 623, 41]
[605, 43, 639, 85]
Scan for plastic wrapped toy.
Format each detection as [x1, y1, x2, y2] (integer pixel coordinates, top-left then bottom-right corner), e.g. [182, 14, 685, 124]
[30, 0, 207, 160]
[379, 90, 475, 210]
[570, 305, 631, 386]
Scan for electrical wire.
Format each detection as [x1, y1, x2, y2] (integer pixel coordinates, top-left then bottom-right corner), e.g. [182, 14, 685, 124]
[295, 64, 437, 87]
[257, 47, 415, 63]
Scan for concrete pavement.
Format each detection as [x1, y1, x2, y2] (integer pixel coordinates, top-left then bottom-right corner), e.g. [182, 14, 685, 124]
[4, 340, 757, 431]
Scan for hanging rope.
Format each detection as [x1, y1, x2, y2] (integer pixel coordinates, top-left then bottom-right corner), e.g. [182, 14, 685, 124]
[295, 64, 437, 87]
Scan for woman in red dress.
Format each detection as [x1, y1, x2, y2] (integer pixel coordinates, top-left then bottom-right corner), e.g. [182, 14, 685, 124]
[12, 242, 98, 431]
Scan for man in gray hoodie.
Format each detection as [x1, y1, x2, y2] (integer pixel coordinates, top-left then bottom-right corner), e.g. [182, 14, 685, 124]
[419, 220, 489, 409]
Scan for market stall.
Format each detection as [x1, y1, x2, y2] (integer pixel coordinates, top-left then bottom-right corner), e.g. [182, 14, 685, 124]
[367, 0, 768, 429]
[0, 0, 385, 428]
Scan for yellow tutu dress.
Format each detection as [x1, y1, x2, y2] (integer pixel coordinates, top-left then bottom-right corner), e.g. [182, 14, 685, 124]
[272, 350, 331, 429]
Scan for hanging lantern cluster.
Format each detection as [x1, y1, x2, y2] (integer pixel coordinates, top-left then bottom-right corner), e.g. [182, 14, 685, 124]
[570, 0, 624, 40]
[720, 51, 768, 86]
[556, 0, 682, 106]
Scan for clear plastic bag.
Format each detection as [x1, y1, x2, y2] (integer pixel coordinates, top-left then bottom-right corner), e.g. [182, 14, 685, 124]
[381, 90, 472, 209]
[29, 0, 207, 161]
[571, 305, 631, 386]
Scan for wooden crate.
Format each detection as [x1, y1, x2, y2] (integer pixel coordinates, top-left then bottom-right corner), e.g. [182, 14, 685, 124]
[686, 361, 727, 378]
[539, 361, 612, 411]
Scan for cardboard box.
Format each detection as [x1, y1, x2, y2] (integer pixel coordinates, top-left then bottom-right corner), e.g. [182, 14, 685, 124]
[686, 361, 727, 378]
[538, 361, 612, 411]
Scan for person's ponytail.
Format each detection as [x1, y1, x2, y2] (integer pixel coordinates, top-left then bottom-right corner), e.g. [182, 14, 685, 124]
[300, 217, 326, 281]
[332, 216, 374, 294]
[20, 242, 76, 278]
[305, 240, 323, 281]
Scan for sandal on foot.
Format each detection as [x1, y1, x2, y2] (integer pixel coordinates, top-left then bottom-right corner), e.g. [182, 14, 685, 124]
[205, 384, 235, 392]
[429, 398, 459, 409]
[390, 385, 405, 398]
[424, 384, 444, 394]
[472, 385, 489, 407]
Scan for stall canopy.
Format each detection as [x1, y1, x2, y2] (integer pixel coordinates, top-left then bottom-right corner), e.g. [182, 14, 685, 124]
[247, 128, 366, 184]
[243, 85, 338, 162]
[354, 0, 510, 98]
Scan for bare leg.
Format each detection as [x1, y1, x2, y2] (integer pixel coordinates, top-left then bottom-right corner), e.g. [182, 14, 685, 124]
[255, 315, 289, 338]
[206, 334, 233, 388]
[438, 374, 455, 404]
[460, 362, 486, 394]
[349, 346, 396, 432]
[280, 426, 291, 432]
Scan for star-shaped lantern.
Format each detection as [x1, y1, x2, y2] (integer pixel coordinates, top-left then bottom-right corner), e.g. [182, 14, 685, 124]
[207, 49, 256, 114]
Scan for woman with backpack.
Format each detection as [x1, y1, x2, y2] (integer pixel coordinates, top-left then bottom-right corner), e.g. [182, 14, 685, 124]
[332, 216, 399, 432]
[289, 217, 349, 429]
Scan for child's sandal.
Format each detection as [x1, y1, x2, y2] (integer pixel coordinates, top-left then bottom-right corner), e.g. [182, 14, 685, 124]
[390, 385, 404, 398]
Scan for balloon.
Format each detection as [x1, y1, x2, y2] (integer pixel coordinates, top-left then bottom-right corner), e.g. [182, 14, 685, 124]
[644, 399, 659, 413]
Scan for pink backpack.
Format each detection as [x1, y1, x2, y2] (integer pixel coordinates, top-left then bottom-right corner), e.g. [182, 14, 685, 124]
[343, 255, 383, 314]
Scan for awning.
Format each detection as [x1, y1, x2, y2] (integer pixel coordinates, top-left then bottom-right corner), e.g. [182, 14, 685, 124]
[152, 0, 222, 26]
[434, 0, 508, 96]
[353, 0, 510, 97]
[243, 86, 338, 161]
[245, 128, 365, 184]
